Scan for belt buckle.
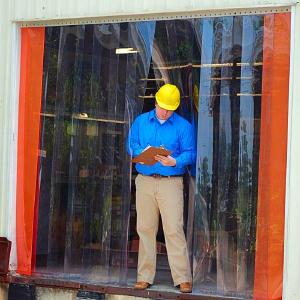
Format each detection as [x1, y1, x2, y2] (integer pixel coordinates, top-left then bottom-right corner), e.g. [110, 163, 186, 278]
[152, 174, 163, 178]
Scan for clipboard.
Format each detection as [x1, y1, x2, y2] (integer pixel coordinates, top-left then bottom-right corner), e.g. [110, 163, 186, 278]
[132, 146, 172, 165]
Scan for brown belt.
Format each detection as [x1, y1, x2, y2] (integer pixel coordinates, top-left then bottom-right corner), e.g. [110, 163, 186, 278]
[144, 174, 182, 178]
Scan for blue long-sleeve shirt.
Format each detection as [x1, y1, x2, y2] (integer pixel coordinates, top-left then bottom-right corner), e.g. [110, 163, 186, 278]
[127, 109, 196, 176]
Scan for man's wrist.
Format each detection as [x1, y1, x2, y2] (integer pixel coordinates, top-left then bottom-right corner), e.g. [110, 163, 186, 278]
[170, 156, 176, 167]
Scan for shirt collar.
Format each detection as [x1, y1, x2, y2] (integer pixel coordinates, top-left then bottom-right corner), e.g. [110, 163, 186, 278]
[149, 108, 175, 124]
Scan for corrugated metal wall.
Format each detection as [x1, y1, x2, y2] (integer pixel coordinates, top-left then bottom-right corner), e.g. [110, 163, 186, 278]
[283, 5, 300, 300]
[0, 0, 12, 238]
[10, 0, 296, 21]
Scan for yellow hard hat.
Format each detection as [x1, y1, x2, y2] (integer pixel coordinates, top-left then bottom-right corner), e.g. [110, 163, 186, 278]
[155, 84, 180, 111]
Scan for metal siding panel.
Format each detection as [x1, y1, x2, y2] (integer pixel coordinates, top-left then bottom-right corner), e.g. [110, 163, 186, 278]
[0, 0, 19, 272]
[10, 0, 296, 21]
[283, 5, 300, 300]
[0, 0, 10, 237]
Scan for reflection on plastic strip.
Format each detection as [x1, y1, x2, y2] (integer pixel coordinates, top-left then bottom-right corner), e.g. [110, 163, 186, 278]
[40, 113, 127, 124]
[116, 47, 139, 54]
[153, 62, 263, 70]
[210, 76, 253, 80]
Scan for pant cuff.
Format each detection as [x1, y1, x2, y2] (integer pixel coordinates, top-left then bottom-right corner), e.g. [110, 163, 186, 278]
[137, 276, 154, 285]
[173, 277, 192, 286]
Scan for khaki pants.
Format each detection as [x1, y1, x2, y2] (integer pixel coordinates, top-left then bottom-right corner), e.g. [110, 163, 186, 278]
[135, 174, 192, 286]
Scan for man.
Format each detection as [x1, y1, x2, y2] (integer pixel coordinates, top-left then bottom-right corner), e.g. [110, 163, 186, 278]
[128, 84, 196, 293]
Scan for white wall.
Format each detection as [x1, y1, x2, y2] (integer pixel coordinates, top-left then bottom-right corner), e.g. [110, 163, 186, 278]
[0, 0, 19, 269]
[8, 0, 296, 22]
[0, 0, 12, 237]
[282, 3, 300, 300]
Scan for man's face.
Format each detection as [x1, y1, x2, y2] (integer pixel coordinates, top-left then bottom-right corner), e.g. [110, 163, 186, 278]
[155, 103, 174, 120]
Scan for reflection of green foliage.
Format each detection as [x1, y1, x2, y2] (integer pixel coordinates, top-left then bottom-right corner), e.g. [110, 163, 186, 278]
[82, 72, 96, 113]
[236, 120, 255, 251]
[200, 157, 211, 199]
[100, 195, 112, 247]
[44, 118, 54, 158]
[218, 122, 231, 210]
[63, 75, 75, 113]
[176, 41, 192, 61]
[45, 38, 59, 112]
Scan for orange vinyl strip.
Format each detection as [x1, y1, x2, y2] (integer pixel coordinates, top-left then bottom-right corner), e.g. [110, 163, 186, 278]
[16, 27, 45, 275]
[254, 13, 291, 300]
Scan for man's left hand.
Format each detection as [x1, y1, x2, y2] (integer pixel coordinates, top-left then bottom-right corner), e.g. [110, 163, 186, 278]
[155, 155, 176, 167]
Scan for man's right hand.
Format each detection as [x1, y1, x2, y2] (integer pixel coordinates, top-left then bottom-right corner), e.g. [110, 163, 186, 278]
[155, 155, 176, 167]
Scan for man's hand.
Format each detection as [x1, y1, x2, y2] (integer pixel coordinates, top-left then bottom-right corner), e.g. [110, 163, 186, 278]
[155, 155, 176, 167]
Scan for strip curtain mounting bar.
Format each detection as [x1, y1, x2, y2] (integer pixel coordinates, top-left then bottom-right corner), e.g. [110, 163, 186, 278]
[17, 7, 291, 28]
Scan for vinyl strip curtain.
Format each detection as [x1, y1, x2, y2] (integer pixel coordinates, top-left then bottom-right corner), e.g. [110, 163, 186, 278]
[192, 15, 263, 294]
[16, 13, 289, 299]
[36, 22, 156, 283]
